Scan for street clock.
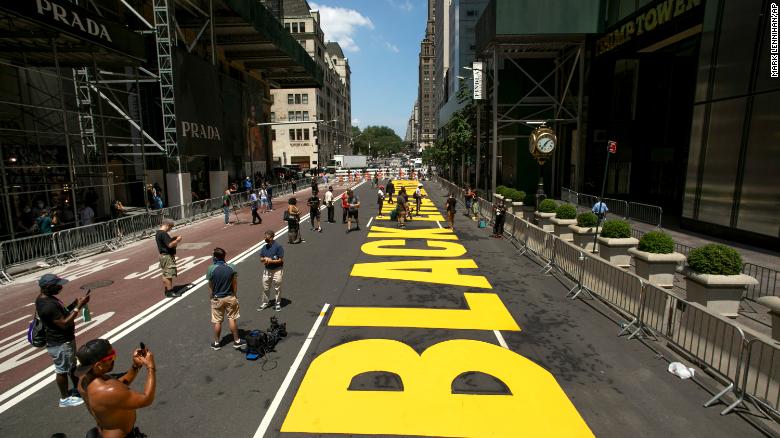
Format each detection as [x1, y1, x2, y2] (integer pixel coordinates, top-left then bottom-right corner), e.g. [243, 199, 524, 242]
[528, 126, 557, 163]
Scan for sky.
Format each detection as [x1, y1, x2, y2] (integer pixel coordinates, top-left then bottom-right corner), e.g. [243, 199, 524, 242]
[309, 0, 428, 138]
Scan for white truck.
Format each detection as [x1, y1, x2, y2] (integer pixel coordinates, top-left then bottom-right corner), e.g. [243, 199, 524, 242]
[326, 155, 368, 173]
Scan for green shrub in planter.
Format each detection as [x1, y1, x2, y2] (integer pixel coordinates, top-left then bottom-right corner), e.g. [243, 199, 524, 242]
[555, 204, 577, 219]
[600, 219, 631, 238]
[637, 231, 674, 254]
[687, 244, 743, 275]
[508, 189, 525, 203]
[576, 212, 598, 227]
[496, 185, 508, 196]
[538, 199, 558, 213]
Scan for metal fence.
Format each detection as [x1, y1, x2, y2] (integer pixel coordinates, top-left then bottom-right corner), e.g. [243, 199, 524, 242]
[562, 187, 663, 227]
[0, 177, 319, 281]
[434, 175, 780, 422]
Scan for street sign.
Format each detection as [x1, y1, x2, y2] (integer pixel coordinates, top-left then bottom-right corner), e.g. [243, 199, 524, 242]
[473, 62, 484, 100]
[608, 140, 617, 154]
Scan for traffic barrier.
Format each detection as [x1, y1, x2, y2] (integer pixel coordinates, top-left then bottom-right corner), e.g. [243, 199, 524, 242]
[628, 202, 663, 228]
[742, 263, 780, 302]
[0, 233, 57, 278]
[729, 338, 780, 417]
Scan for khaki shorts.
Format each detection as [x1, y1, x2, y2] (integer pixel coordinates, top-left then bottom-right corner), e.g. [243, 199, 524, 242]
[211, 295, 240, 323]
[159, 254, 177, 278]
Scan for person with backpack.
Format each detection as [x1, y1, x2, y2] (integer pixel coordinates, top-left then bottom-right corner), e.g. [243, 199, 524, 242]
[35, 273, 90, 407]
[207, 247, 245, 350]
[222, 188, 232, 226]
[396, 187, 408, 228]
[413, 185, 425, 216]
[308, 191, 322, 232]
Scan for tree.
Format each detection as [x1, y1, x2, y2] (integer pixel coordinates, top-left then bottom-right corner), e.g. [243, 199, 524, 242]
[351, 125, 403, 157]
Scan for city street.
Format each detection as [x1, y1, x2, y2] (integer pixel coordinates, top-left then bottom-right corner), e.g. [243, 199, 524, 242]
[0, 180, 766, 437]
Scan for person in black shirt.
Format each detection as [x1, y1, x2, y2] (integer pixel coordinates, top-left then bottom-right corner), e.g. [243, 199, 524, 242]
[35, 273, 90, 407]
[445, 193, 457, 229]
[308, 193, 322, 232]
[311, 179, 319, 197]
[386, 180, 395, 204]
[156, 218, 183, 298]
[493, 200, 507, 238]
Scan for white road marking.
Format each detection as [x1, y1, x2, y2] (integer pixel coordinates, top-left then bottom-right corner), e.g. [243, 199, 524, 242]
[436, 221, 443, 228]
[254, 303, 331, 438]
[0, 315, 30, 330]
[494, 330, 509, 349]
[366, 216, 374, 228]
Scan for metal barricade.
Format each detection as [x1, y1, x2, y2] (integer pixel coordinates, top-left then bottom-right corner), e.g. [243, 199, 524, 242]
[668, 300, 746, 407]
[0, 233, 58, 275]
[54, 222, 114, 260]
[561, 187, 578, 205]
[742, 263, 779, 301]
[579, 249, 644, 321]
[629, 202, 663, 227]
[730, 338, 780, 418]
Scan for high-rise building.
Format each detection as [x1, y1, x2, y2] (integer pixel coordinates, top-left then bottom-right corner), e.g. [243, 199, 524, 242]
[417, 1, 436, 150]
[433, 0, 450, 130]
[270, 0, 352, 169]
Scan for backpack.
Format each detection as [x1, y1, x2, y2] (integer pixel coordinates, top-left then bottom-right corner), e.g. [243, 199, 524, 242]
[27, 309, 46, 348]
[245, 330, 267, 360]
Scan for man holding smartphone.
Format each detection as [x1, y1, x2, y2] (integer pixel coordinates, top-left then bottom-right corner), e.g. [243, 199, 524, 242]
[156, 218, 182, 298]
[258, 230, 284, 312]
[35, 273, 90, 407]
[206, 247, 245, 350]
[76, 338, 156, 438]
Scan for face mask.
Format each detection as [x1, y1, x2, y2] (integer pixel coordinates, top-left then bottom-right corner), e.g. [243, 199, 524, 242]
[265, 237, 272, 244]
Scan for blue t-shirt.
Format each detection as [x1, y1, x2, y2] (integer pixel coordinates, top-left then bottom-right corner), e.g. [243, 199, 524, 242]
[206, 261, 237, 298]
[36, 216, 53, 234]
[592, 202, 609, 214]
[260, 241, 284, 270]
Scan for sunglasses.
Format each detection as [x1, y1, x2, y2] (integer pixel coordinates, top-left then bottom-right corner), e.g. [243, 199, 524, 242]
[98, 349, 117, 363]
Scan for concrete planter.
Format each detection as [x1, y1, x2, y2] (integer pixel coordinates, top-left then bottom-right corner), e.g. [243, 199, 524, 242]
[757, 297, 780, 341]
[534, 211, 556, 232]
[493, 194, 504, 203]
[684, 271, 758, 318]
[507, 201, 523, 215]
[598, 236, 639, 269]
[569, 224, 601, 252]
[550, 217, 577, 241]
[521, 205, 535, 221]
[629, 248, 686, 289]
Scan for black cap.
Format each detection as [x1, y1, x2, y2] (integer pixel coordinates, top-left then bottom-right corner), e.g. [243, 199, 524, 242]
[75, 339, 112, 377]
[38, 273, 68, 289]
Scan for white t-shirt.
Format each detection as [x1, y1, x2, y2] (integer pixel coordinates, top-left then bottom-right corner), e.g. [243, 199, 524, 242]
[324, 190, 334, 205]
[260, 189, 268, 200]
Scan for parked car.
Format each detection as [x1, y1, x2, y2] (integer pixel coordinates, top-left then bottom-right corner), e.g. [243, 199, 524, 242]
[272, 166, 296, 181]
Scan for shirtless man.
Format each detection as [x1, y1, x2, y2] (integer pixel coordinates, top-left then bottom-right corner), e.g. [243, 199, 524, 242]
[76, 339, 156, 438]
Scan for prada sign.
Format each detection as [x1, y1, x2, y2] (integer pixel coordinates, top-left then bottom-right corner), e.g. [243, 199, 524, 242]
[180, 122, 222, 141]
[596, 0, 702, 56]
[0, 0, 146, 61]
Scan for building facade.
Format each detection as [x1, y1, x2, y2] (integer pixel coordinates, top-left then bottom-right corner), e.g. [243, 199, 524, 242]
[270, 0, 352, 169]
[417, 2, 437, 150]
[433, 0, 450, 130]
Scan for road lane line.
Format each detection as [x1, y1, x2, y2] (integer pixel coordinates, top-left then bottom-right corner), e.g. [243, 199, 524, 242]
[0, 315, 30, 330]
[494, 330, 509, 349]
[436, 221, 442, 228]
[0, 183, 363, 412]
[366, 216, 374, 228]
[254, 303, 330, 438]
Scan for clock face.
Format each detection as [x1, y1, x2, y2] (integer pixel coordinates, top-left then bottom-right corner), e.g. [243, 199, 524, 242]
[537, 136, 555, 154]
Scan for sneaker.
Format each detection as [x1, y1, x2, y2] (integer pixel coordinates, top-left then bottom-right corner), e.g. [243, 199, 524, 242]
[318, 228, 322, 232]
[275, 303, 282, 312]
[233, 339, 247, 349]
[211, 341, 221, 351]
[58, 396, 84, 408]
[257, 301, 269, 311]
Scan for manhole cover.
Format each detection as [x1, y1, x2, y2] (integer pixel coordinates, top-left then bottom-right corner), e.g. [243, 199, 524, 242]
[178, 242, 211, 250]
[80, 280, 114, 290]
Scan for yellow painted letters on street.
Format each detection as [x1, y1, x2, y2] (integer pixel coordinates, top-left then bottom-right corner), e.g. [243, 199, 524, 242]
[281, 339, 594, 437]
[367, 225, 458, 240]
[328, 292, 521, 331]
[360, 239, 467, 257]
[350, 259, 492, 289]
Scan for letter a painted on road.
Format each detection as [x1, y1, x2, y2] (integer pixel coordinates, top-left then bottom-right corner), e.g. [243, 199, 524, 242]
[281, 339, 593, 437]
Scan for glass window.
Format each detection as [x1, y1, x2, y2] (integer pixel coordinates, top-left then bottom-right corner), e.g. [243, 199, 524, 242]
[288, 111, 294, 121]
[304, 129, 310, 140]
[296, 129, 303, 140]
[302, 94, 308, 104]
[299, 22, 306, 32]
[295, 94, 302, 104]
[289, 129, 296, 140]
[272, 130, 276, 141]
[287, 94, 294, 104]
[303, 111, 309, 121]
[292, 22, 298, 33]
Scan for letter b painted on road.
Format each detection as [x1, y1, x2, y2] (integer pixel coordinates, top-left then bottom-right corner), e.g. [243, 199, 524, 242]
[281, 339, 593, 437]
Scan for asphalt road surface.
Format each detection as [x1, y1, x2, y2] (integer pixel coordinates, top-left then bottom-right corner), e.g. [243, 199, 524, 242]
[0, 179, 767, 437]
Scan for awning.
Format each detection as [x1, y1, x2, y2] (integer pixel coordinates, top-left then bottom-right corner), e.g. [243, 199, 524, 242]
[179, 0, 323, 89]
[0, 0, 146, 66]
